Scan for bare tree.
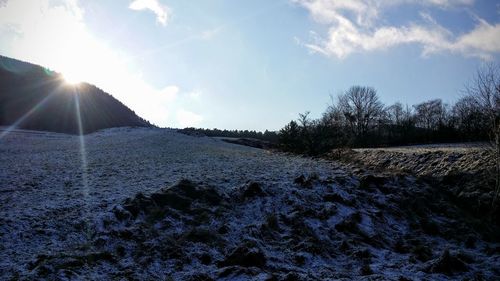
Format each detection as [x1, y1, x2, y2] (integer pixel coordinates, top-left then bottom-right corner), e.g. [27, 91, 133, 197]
[298, 111, 311, 129]
[466, 64, 500, 123]
[386, 102, 404, 126]
[452, 96, 487, 139]
[297, 111, 314, 154]
[465, 63, 500, 208]
[402, 104, 414, 127]
[337, 86, 384, 137]
[413, 99, 447, 131]
[322, 95, 346, 127]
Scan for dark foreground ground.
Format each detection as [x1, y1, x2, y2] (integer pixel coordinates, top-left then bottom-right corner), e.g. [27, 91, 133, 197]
[0, 128, 498, 280]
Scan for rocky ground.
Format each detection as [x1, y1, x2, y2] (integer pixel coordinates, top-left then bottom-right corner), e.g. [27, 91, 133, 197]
[0, 128, 499, 280]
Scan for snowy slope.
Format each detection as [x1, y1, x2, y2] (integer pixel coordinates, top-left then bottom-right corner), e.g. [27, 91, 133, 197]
[0, 128, 498, 280]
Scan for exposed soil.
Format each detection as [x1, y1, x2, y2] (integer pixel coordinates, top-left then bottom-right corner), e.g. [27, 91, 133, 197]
[1, 129, 499, 280]
[331, 144, 499, 224]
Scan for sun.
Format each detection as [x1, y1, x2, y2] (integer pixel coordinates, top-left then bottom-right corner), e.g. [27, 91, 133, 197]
[62, 71, 83, 85]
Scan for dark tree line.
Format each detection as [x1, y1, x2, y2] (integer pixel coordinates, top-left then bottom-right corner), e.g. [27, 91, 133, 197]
[279, 64, 499, 156]
[179, 127, 279, 142]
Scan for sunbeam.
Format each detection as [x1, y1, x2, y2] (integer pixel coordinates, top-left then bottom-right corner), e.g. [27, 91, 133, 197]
[73, 86, 92, 240]
[0, 83, 60, 140]
[0, 74, 76, 140]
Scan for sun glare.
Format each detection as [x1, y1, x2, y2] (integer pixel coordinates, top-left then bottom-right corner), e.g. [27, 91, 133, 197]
[63, 71, 83, 85]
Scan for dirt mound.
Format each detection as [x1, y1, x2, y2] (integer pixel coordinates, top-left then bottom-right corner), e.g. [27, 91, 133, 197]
[424, 249, 468, 275]
[27, 177, 500, 280]
[114, 179, 226, 219]
[338, 145, 499, 224]
[350, 146, 492, 177]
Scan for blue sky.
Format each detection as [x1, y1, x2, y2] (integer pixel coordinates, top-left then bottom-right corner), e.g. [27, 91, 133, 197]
[0, 0, 499, 130]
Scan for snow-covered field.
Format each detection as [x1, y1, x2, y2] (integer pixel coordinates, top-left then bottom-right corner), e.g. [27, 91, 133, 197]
[0, 128, 498, 280]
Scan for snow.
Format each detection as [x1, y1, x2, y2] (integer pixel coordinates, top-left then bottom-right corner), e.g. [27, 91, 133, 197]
[0, 127, 498, 280]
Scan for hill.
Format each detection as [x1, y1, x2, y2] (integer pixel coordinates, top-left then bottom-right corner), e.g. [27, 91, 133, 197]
[0, 128, 498, 280]
[0, 55, 152, 134]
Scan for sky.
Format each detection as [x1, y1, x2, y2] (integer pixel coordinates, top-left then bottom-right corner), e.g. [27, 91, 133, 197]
[0, 0, 499, 130]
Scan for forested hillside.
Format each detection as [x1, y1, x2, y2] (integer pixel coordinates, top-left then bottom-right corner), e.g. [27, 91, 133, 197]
[0, 56, 152, 134]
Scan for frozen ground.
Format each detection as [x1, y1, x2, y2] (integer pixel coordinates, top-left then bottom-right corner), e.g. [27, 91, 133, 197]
[0, 127, 498, 280]
[353, 142, 490, 176]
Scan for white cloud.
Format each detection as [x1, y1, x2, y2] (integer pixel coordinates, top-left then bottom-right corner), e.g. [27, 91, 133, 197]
[176, 109, 204, 128]
[159, 85, 179, 101]
[200, 28, 221, 40]
[453, 20, 500, 58]
[292, 0, 474, 28]
[129, 0, 170, 26]
[295, 0, 379, 27]
[188, 90, 202, 102]
[420, 0, 474, 8]
[294, 0, 499, 59]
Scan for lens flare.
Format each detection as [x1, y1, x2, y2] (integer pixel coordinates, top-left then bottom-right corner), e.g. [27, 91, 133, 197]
[63, 71, 82, 85]
[73, 88, 92, 241]
[0, 85, 59, 140]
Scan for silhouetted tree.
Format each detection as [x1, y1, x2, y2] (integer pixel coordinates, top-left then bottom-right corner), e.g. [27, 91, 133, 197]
[279, 120, 302, 153]
[465, 63, 500, 208]
[386, 102, 404, 126]
[337, 86, 384, 141]
[413, 99, 447, 131]
[452, 96, 487, 140]
[278, 81, 492, 154]
[179, 127, 279, 142]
